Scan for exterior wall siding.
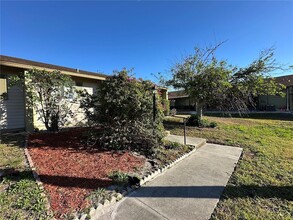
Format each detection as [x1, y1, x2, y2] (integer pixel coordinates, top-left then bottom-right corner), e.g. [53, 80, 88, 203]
[0, 74, 25, 130]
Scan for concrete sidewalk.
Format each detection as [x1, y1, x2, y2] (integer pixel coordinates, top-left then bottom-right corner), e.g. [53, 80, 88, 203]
[98, 141, 242, 220]
[164, 134, 206, 148]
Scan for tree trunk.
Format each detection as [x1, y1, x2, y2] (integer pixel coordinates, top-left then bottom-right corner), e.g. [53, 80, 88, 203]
[44, 121, 50, 131]
[51, 114, 59, 132]
[196, 102, 203, 120]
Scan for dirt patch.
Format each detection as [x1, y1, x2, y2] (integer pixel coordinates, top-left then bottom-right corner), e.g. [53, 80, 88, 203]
[27, 128, 145, 218]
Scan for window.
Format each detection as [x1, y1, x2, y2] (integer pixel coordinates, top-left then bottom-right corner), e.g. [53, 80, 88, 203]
[76, 81, 83, 86]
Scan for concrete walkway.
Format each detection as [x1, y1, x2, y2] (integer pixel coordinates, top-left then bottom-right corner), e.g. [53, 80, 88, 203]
[164, 134, 206, 148]
[98, 139, 242, 220]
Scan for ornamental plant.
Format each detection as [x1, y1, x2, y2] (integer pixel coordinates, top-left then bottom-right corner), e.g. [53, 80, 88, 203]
[80, 69, 165, 154]
[9, 69, 75, 132]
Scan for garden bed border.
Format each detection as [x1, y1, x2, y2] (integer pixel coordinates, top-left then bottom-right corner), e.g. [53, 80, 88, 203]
[23, 133, 54, 219]
[24, 131, 206, 220]
[74, 139, 206, 220]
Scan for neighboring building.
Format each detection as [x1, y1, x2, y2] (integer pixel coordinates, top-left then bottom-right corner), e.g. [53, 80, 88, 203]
[0, 55, 107, 131]
[168, 74, 293, 112]
[169, 90, 196, 110]
[258, 75, 293, 111]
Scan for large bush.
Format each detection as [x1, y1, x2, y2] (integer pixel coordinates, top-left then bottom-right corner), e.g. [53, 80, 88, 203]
[80, 69, 165, 154]
[186, 114, 217, 128]
[10, 69, 75, 132]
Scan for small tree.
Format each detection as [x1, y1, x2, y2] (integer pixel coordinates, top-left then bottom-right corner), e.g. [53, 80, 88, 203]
[11, 69, 75, 132]
[167, 43, 285, 119]
[80, 69, 164, 153]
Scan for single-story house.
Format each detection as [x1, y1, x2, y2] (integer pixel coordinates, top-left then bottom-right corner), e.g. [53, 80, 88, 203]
[168, 74, 293, 112]
[0, 55, 107, 132]
[0, 55, 168, 132]
[169, 90, 195, 110]
[258, 75, 293, 111]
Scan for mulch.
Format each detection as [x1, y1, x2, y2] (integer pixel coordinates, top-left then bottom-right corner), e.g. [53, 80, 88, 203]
[27, 128, 145, 218]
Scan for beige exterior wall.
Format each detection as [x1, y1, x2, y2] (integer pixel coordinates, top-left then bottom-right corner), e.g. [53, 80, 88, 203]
[0, 78, 7, 95]
[33, 77, 100, 130]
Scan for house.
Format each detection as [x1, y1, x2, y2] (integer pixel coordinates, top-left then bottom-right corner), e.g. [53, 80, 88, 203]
[0, 55, 107, 132]
[169, 90, 196, 110]
[168, 74, 293, 112]
[258, 75, 293, 111]
[0, 55, 169, 132]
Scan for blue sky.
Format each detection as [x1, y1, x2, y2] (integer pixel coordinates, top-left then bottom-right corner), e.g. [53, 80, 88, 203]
[1, 1, 293, 82]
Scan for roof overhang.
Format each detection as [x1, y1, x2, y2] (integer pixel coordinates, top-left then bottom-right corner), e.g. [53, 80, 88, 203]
[0, 56, 107, 81]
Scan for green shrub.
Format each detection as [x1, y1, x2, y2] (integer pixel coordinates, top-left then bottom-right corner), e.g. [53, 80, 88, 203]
[108, 171, 129, 185]
[80, 69, 165, 154]
[87, 188, 112, 204]
[201, 119, 210, 127]
[186, 115, 217, 128]
[186, 114, 201, 126]
[163, 140, 182, 150]
[209, 121, 218, 128]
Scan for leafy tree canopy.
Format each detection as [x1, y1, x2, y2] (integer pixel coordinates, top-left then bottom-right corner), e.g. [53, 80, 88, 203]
[166, 43, 286, 118]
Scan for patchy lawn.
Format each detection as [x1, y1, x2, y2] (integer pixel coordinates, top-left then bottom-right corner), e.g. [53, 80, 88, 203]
[0, 133, 50, 220]
[164, 116, 293, 219]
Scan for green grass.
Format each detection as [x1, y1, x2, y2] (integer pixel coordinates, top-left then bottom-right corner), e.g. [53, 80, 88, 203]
[0, 134, 26, 169]
[0, 134, 50, 220]
[164, 116, 293, 220]
[154, 140, 194, 167]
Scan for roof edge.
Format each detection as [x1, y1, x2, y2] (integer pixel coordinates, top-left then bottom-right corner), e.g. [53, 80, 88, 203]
[0, 55, 108, 80]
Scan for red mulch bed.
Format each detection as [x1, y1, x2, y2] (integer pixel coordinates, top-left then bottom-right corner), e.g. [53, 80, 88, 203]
[27, 128, 145, 218]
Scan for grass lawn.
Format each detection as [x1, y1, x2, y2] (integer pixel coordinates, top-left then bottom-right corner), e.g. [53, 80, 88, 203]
[164, 116, 293, 219]
[0, 133, 50, 220]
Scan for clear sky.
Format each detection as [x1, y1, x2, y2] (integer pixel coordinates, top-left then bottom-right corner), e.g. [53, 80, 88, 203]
[1, 1, 293, 82]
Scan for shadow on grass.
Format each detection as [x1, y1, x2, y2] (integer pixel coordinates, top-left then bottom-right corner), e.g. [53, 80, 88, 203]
[3, 171, 292, 200]
[1, 170, 34, 182]
[3, 171, 112, 189]
[200, 112, 292, 121]
[127, 185, 292, 201]
[222, 185, 293, 201]
[0, 132, 25, 148]
[171, 110, 293, 121]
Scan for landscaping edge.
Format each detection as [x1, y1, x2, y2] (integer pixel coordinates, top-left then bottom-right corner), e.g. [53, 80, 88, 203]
[23, 133, 54, 219]
[23, 132, 206, 220]
[74, 138, 206, 220]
